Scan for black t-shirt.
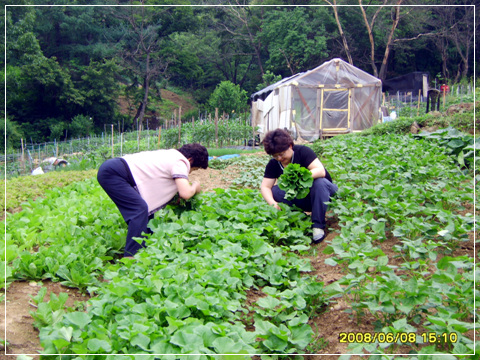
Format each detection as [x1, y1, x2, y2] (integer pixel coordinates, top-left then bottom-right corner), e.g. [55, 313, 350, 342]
[264, 145, 333, 183]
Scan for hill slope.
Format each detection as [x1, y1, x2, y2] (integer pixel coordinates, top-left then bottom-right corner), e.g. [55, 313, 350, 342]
[117, 89, 198, 121]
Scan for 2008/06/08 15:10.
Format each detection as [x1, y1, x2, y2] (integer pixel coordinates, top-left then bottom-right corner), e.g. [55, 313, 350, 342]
[339, 332, 458, 344]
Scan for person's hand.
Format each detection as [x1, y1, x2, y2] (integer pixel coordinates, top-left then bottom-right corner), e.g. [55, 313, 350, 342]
[272, 202, 281, 210]
[192, 181, 201, 194]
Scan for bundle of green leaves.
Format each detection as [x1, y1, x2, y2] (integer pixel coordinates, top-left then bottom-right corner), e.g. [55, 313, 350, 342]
[278, 163, 313, 200]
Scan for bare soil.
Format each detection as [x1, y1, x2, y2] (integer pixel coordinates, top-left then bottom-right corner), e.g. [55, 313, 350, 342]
[117, 89, 197, 124]
[2, 154, 476, 358]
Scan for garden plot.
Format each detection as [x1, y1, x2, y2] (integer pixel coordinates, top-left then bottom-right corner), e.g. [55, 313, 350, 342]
[1, 133, 476, 358]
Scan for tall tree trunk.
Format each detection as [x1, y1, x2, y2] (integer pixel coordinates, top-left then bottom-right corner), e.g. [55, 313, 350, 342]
[325, 0, 353, 65]
[440, 40, 449, 80]
[279, 48, 295, 75]
[226, 4, 264, 76]
[246, 25, 264, 76]
[451, 33, 471, 80]
[137, 76, 150, 130]
[136, 53, 151, 130]
[359, 0, 386, 77]
[378, 2, 402, 81]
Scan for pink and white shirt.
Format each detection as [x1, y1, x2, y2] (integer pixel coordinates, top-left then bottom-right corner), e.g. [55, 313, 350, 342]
[122, 149, 190, 214]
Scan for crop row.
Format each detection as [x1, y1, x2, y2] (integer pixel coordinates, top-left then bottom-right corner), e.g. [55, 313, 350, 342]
[311, 133, 476, 357]
[161, 121, 256, 149]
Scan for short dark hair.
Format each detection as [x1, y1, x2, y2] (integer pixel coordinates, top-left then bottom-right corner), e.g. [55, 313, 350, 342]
[178, 143, 209, 169]
[262, 129, 294, 155]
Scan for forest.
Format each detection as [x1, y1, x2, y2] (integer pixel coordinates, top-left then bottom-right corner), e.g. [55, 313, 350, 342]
[3, 1, 477, 150]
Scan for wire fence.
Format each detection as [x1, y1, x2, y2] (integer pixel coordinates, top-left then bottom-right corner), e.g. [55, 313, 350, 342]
[2, 110, 256, 177]
[1, 130, 154, 176]
[382, 82, 474, 119]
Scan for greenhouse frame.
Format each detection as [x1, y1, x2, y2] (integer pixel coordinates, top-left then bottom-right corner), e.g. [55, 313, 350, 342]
[251, 58, 382, 141]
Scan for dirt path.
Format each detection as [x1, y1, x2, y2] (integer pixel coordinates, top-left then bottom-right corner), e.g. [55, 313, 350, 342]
[2, 281, 90, 358]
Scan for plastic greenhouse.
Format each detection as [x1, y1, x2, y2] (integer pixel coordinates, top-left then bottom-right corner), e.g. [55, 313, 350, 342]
[251, 58, 382, 141]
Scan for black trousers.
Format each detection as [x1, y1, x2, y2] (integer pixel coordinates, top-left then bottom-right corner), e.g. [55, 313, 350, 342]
[272, 177, 338, 229]
[97, 158, 153, 257]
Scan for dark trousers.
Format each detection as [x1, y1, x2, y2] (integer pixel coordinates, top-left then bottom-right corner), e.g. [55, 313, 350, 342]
[97, 158, 153, 257]
[272, 177, 338, 229]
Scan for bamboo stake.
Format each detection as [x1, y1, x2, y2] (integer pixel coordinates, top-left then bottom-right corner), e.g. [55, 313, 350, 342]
[111, 124, 114, 158]
[158, 126, 162, 148]
[21, 138, 25, 173]
[215, 108, 219, 148]
[417, 89, 421, 116]
[173, 109, 177, 147]
[252, 113, 255, 150]
[178, 107, 182, 148]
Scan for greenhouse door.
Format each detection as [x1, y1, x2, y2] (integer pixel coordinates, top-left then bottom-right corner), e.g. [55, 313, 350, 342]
[318, 88, 351, 134]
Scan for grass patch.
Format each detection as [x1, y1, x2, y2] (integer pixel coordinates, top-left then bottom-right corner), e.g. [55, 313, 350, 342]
[2, 169, 98, 214]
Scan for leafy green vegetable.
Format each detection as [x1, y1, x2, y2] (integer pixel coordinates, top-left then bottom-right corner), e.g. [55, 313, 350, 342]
[277, 163, 313, 200]
[413, 126, 477, 168]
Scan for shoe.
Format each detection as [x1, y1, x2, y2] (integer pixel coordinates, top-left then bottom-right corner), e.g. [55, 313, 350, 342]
[312, 228, 325, 244]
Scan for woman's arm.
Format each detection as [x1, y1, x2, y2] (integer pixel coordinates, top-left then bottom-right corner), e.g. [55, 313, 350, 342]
[307, 158, 326, 179]
[260, 177, 281, 210]
[175, 178, 201, 199]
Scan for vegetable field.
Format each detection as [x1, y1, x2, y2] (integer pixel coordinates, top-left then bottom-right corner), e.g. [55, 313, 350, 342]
[2, 131, 477, 358]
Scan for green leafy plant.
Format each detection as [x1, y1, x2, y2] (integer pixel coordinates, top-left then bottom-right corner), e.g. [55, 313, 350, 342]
[30, 287, 69, 330]
[413, 127, 477, 168]
[277, 163, 313, 200]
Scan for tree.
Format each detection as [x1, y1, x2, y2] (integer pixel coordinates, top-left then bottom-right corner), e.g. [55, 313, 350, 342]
[324, 0, 354, 65]
[347, 0, 405, 80]
[208, 80, 248, 115]
[258, 7, 329, 75]
[6, 6, 84, 141]
[112, 2, 196, 130]
[165, 32, 204, 90]
[69, 114, 94, 138]
[445, 4, 475, 81]
[221, 4, 265, 77]
[6, 4, 123, 141]
[79, 60, 121, 129]
[114, 4, 169, 131]
[1, 117, 23, 153]
[358, 0, 387, 77]
[378, 1, 404, 80]
[33, 4, 115, 67]
[255, 70, 282, 91]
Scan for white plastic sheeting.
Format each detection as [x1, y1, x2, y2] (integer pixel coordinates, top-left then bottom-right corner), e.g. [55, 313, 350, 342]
[251, 58, 382, 141]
